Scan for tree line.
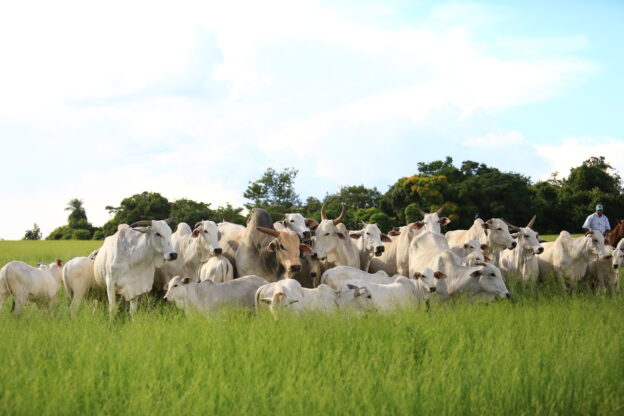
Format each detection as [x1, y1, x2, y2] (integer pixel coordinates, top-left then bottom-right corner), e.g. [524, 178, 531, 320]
[30, 156, 623, 240]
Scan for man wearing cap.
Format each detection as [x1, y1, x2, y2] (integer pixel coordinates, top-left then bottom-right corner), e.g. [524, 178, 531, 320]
[582, 204, 611, 236]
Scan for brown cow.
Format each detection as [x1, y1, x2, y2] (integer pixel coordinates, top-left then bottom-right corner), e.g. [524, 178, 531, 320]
[605, 219, 624, 247]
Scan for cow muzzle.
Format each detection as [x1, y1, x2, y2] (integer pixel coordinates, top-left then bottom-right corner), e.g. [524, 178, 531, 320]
[213, 248, 223, 255]
[614, 264, 619, 270]
[375, 246, 385, 256]
[166, 252, 178, 261]
[429, 287, 436, 293]
[536, 247, 544, 254]
[505, 293, 511, 299]
[303, 231, 311, 239]
[510, 242, 517, 249]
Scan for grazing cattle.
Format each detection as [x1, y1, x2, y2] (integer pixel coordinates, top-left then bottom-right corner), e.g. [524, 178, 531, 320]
[94, 219, 177, 315]
[164, 275, 268, 314]
[341, 276, 428, 312]
[312, 204, 360, 270]
[587, 245, 623, 295]
[62, 249, 99, 312]
[199, 255, 234, 283]
[349, 222, 392, 272]
[273, 213, 318, 243]
[408, 231, 450, 280]
[605, 219, 624, 247]
[0, 259, 63, 315]
[233, 208, 310, 281]
[499, 216, 544, 282]
[445, 218, 517, 266]
[429, 250, 510, 300]
[255, 279, 373, 318]
[538, 230, 608, 289]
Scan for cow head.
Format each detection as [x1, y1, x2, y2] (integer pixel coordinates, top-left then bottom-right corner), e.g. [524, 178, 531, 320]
[192, 220, 222, 256]
[277, 213, 318, 242]
[512, 215, 544, 256]
[482, 218, 517, 251]
[611, 247, 624, 270]
[350, 222, 391, 257]
[418, 207, 451, 233]
[338, 285, 374, 310]
[412, 267, 438, 293]
[584, 229, 608, 259]
[163, 275, 193, 308]
[257, 227, 311, 277]
[312, 203, 347, 261]
[130, 219, 178, 261]
[470, 263, 510, 299]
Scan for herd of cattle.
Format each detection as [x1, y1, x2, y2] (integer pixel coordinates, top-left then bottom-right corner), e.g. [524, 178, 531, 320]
[1, 204, 623, 318]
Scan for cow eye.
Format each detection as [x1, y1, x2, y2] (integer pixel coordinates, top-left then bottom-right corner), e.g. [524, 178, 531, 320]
[204, 230, 208, 233]
[366, 232, 370, 236]
[593, 240, 597, 243]
[279, 244, 285, 250]
[497, 228, 502, 231]
[524, 235, 529, 238]
[325, 233, 330, 236]
[156, 232, 162, 237]
[290, 220, 295, 223]
[173, 284, 178, 287]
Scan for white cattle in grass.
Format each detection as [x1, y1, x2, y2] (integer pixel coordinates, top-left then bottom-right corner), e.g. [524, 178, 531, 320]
[342, 276, 428, 312]
[312, 204, 360, 270]
[349, 222, 392, 271]
[587, 245, 623, 295]
[499, 216, 544, 282]
[199, 255, 234, 283]
[449, 239, 489, 260]
[94, 219, 177, 315]
[62, 249, 99, 312]
[0, 259, 63, 315]
[164, 275, 268, 314]
[321, 265, 438, 295]
[445, 218, 517, 266]
[408, 231, 450, 280]
[429, 250, 510, 300]
[538, 230, 608, 289]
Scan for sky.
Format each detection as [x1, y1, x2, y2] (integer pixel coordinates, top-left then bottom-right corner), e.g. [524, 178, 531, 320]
[0, 0, 623, 239]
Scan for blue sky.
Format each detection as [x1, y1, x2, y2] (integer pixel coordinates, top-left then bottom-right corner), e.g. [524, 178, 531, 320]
[0, 0, 622, 239]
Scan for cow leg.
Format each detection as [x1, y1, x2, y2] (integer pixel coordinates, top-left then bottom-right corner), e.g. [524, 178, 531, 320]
[47, 296, 58, 315]
[70, 284, 88, 314]
[0, 291, 8, 312]
[129, 297, 139, 316]
[106, 278, 117, 316]
[12, 295, 27, 317]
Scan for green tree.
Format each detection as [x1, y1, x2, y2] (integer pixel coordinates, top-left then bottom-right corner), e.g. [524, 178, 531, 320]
[322, 185, 383, 229]
[213, 203, 246, 225]
[170, 199, 214, 229]
[244, 168, 301, 209]
[103, 192, 172, 236]
[23, 223, 42, 240]
[65, 198, 89, 228]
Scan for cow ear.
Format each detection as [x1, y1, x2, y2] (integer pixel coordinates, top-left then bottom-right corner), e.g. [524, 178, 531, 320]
[413, 272, 421, 280]
[299, 244, 312, 254]
[463, 243, 469, 249]
[388, 230, 399, 236]
[282, 220, 288, 228]
[267, 241, 278, 252]
[381, 234, 392, 243]
[55, 258, 63, 267]
[182, 277, 192, 284]
[192, 229, 200, 238]
[483, 256, 491, 263]
[480, 244, 489, 251]
[305, 219, 319, 229]
[336, 232, 346, 240]
[439, 217, 451, 226]
[538, 238, 547, 243]
[349, 232, 362, 239]
[481, 223, 490, 230]
[434, 271, 446, 279]
[470, 270, 483, 278]
[412, 222, 425, 230]
[511, 232, 519, 239]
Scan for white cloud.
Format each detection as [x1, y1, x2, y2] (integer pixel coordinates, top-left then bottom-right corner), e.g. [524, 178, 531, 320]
[463, 131, 525, 148]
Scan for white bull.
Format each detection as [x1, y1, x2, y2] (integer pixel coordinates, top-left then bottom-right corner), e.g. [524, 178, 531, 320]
[499, 215, 544, 282]
[0, 259, 64, 315]
[164, 275, 268, 314]
[312, 203, 360, 270]
[445, 218, 517, 266]
[538, 230, 608, 289]
[349, 222, 392, 272]
[273, 213, 318, 243]
[94, 219, 177, 315]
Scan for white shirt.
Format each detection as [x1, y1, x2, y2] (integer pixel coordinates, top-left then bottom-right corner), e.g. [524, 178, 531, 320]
[582, 212, 611, 234]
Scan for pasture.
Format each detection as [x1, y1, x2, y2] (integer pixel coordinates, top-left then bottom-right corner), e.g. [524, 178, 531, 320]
[0, 240, 623, 415]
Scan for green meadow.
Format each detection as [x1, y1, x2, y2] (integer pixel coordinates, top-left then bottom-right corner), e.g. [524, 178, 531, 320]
[0, 240, 622, 415]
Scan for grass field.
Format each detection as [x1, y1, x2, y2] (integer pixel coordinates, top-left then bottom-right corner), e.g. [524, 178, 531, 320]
[0, 240, 622, 415]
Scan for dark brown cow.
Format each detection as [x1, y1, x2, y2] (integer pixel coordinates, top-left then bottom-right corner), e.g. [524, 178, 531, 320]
[606, 219, 624, 247]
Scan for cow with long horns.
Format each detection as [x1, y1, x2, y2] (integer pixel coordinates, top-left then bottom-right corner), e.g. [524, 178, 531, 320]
[312, 203, 360, 270]
[94, 219, 177, 315]
[234, 208, 311, 282]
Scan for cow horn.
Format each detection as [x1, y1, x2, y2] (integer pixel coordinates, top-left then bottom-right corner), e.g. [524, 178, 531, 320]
[164, 218, 175, 225]
[436, 206, 444, 215]
[419, 209, 426, 217]
[320, 203, 328, 221]
[333, 203, 347, 225]
[358, 220, 366, 228]
[130, 220, 152, 228]
[277, 213, 287, 218]
[257, 227, 281, 238]
[503, 220, 521, 231]
[526, 215, 536, 229]
[194, 221, 203, 229]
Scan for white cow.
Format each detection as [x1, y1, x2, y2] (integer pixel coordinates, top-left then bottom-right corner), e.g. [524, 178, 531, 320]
[349, 222, 392, 271]
[499, 216, 544, 282]
[321, 265, 438, 294]
[217, 221, 245, 240]
[449, 239, 489, 260]
[164, 274, 268, 314]
[445, 218, 517, 266]
[429, 250, 510, 300]
[587, 245, 623, 295]
[94, 219, 177, 315]
[408, 231, 450, 280]
[62, 249, 99, 312]
[199, 255, 234, 283]
[538, 230, 608, 290]
[312, 204, 360, 270]
[273, 213, 318, 242]
[0, 259, 63, 315]
[341, 276, 427, 312]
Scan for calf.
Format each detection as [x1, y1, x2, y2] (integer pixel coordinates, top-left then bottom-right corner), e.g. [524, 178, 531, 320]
[62, 250, 99, 313]
[164, 275, 268, 314]
[587, 245, 623, 295]
[342, 276, 427, 312]
[0, 259, 63, 315]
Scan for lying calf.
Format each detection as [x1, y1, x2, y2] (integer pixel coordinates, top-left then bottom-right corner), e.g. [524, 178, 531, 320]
[322, 265, 439, 294]
[164, 274, 268, 314]
[199, 256, 234, 283]
[341, 275, 428, 312]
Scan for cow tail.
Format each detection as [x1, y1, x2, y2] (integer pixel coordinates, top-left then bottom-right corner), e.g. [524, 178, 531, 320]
[0, 265, 11, 295]
[62, 264, 73, 301]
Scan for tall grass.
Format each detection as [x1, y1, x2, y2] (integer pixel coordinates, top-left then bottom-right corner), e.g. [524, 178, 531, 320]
[0, 241, 622, 415]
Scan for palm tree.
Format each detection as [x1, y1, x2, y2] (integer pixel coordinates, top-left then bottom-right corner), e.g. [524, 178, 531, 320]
[65, 198, 88, 226]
